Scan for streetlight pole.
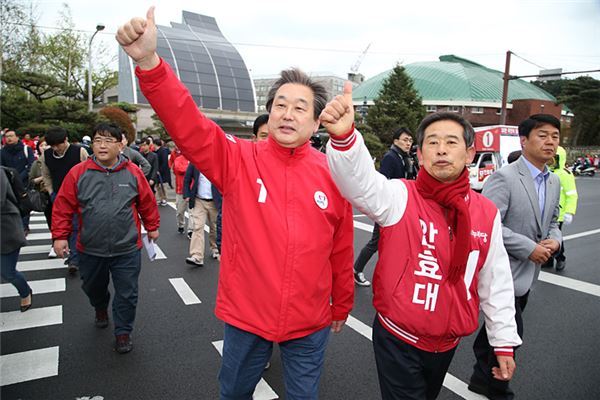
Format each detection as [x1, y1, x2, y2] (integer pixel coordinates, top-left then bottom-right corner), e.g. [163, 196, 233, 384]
[88, 24, 105, 112]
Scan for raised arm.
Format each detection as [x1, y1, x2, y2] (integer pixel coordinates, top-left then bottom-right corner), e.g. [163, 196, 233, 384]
[321, 83, 408, 227]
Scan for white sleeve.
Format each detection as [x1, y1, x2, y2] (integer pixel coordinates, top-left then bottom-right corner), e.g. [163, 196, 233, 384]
[477, 210, 523, 350]
[326, 129, 408, 227]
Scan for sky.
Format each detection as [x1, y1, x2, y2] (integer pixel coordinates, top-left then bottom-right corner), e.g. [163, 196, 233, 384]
[33, 0, 600, 81]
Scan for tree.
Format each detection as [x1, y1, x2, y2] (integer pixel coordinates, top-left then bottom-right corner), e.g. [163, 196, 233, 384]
[0, 1, 117, 138]
[558, 77, 600, 145]
[99, 107, 136, 143]
[533, 77, 600, 145]
[139, 114, 169, 141]
[365, 64, 426, 145]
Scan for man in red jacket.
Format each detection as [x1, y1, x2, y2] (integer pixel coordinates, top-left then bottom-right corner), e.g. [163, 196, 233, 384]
[322, 85, 521, 399]
[52, 123, 159, 354]
[117, 8, 354, 399]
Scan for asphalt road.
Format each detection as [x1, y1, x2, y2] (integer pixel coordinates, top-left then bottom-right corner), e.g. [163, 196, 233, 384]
[1, 177, 599, 400]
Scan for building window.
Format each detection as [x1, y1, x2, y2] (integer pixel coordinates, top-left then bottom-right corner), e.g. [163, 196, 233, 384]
[472, 107, 483, 114]
[426, 105, 437, 112]
[496, 108, 502, 115]
[449, 106, 460, 113]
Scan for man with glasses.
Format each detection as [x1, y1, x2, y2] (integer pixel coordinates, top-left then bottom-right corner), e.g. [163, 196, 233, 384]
[42, 127, 88, 274]
[353, 127, 417, 286]
[52, 123, 159, 354]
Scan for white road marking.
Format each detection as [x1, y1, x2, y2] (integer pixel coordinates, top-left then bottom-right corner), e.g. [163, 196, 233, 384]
[563, 228, 600, 241]
[17, 259, 66, 272]
[1, 278, 65, 298]
[538, 272, 600, 298]
[353, 221, 374, 233]
[212, 340, 279, 400]
[0, 347, 59, 386]
[28, 224, 49, 231]
[20, 245, 53, 255]
[345, 315, 484, 400]
[29, 215, 47, 222]
[0, 306, 62, 333]
[26, 232, 52, 241]
[169, 278, 201, 305]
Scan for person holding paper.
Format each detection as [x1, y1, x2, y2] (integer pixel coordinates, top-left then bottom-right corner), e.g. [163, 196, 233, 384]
[52, 122, 159, 354]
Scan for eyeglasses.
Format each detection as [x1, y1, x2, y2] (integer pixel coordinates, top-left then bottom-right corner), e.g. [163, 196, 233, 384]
[93, 138, 119, 145]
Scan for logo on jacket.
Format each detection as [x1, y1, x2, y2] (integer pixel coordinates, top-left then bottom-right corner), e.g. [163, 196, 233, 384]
[225, 133, 237, 143]
[314, 191, 328, 209]
[471, 230, 488, 243]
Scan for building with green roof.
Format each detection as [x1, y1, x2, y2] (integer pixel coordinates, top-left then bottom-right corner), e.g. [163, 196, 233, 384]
[353, 55, 563, 126]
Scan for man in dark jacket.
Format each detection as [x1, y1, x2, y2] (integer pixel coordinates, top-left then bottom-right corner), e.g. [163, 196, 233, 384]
[52, 123, 159, 354]
[183, 163, 218, 266]
[42, 127, 88, 275]
[154, 138, 171, 206]
[353, 127, 417, 286]
[0, 130, 35, 185]
[139, 139, 158, 193]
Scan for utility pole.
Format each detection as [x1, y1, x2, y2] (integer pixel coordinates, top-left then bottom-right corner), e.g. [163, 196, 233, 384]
[499, 50, 512, 125]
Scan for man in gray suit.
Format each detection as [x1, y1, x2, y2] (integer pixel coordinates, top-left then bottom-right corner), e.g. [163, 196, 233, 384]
[469, 114, 562, 399]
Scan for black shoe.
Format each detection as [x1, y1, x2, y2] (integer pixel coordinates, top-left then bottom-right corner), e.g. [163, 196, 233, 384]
[541, 259, 554, 269]
[187, 231, 193, 240]
[178, 227, 184, 234]
[467, 380, 490, 398]
[95, 309, 109, 328]
[20, 289, 33, 312]
[556, 260, 566, 271]
[68, 264, 79, 275]
[115, 334, 133, 354]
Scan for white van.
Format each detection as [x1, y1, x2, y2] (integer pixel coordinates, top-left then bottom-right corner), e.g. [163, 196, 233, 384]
[469, 125, 521, 191]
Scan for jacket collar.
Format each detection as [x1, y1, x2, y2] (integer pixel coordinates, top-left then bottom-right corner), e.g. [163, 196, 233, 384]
[266, 135, 311, 160]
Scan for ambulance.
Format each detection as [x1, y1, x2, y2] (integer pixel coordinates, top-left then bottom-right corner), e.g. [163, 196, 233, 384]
[469, 125, 522, 191]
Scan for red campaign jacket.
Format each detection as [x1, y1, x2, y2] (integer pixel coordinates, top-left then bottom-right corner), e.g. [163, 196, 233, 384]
[52, 157, 160, 257]
[137, 59, 354, 342]
[171, 153, 189, 195]
[327, 130, 521, 355]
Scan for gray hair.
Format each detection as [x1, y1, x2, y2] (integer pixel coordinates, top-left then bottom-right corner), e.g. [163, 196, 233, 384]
[265, 68, 328, 120]
[416, 112, 474, 149]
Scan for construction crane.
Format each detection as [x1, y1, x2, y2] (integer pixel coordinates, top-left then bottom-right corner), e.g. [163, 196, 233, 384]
[348, 43, 371, 84]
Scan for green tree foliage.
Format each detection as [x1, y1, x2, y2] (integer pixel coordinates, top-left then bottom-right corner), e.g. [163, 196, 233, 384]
[558, 77, 600, 145]
[139, 114, 170, 141]
[533, 77, 600, 145]
[99, 107, 136, 143]
[365, 64, 426, 145]
[0, 1, 117, 136]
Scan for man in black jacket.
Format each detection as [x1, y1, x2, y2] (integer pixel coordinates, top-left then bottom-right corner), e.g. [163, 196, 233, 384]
[353, 127, 417, 286]
[139, 139, 158, 193]
[0, 130, 34, 185]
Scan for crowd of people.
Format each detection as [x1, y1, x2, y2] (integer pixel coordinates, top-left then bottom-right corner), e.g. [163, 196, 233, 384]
[0, 6, 587, 400]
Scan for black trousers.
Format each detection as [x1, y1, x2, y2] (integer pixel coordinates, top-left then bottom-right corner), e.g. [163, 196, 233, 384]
[373, 316, 457, 400]
[470, 291, 529, 400]
[354, 224, 380, 273]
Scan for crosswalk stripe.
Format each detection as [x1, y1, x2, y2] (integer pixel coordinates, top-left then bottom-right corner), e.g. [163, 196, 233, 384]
[20, 245, 52, 255]
[28, 224, 49, 231]
[1, 278, 65, 298]
[29, 216, 47, 222]
[0, 347, 59, 386]
[353, 220, 374, 233]
[345, 315, 484, 400]
[169, 278, 201, 305]
[539, 271, 600, 298]
[26, 232, 52, 241]
[0, 306, 62, 333]
[212, 340, 279, 400]
[17, 259, 66, 272]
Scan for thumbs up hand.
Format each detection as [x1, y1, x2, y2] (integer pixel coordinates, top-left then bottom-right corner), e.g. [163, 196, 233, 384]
[116, 6, 160, 70]
[320, 81, 355, 136]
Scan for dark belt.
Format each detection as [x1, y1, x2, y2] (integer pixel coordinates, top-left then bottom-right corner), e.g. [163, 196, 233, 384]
[197, 197, 213, 201]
